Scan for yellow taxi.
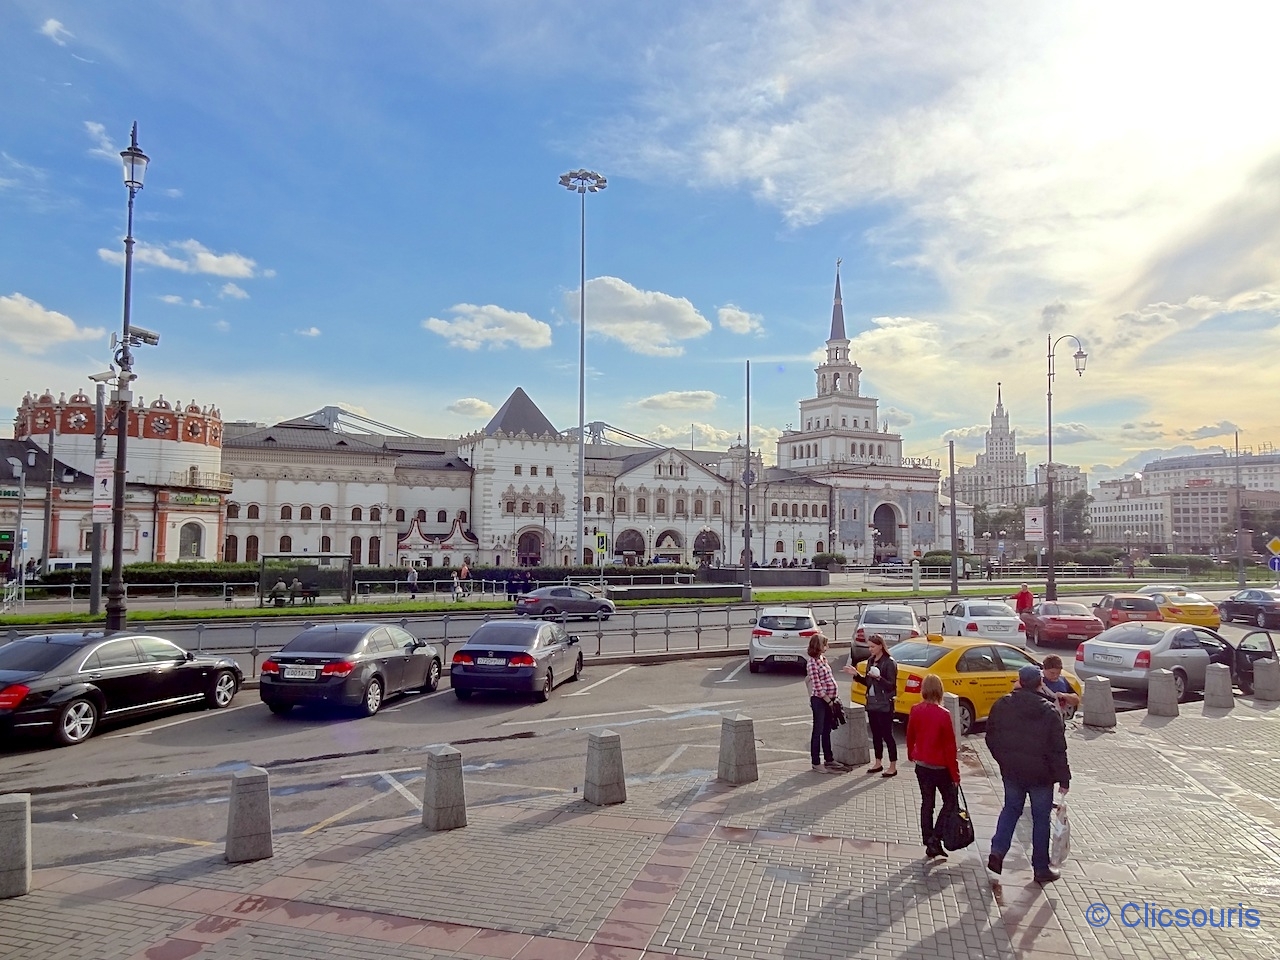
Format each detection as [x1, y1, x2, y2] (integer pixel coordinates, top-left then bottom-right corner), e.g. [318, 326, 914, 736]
[1143, 590, 1221, 629]
[849, 635, 1082, 735]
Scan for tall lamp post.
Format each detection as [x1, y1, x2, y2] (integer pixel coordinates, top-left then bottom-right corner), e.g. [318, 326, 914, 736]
[105, 123, 151, 633]
[7, 450, 36, 605]
[1045, 334, 1087, 600]
[558, 169, 607, 568]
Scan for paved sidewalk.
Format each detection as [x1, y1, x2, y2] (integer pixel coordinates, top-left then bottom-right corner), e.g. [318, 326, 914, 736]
[5, 696, 1280, 959]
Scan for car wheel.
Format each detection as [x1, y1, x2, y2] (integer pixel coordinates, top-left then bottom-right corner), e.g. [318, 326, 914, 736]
[360, 677, 384, 717]
[1171, 669, 1188, 702]
[541, 606, 559, 619]
[454, 687, 472, 700]
[267, 702, 293, 715]
[424, 659, 442, 693]
[1258, 612, 1269, 629]
[958, 699, 976, 737]
[207, 669, 238, 708]
[535, 670, 552, 702]
[748, 659, 760, 673]
[571, 654, 583, 682]
[597, 605, 612, 621]
[54, 698, 98, 746]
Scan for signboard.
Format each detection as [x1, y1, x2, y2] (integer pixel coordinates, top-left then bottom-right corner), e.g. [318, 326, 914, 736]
[1268, 536, 1280, 557]
[170, 493, 221, 506]
[1270, 556, 1280, 573]
[596, 532, 608, 553]
[93, 458, 113, 523]
[1024, 506, 1045, 542]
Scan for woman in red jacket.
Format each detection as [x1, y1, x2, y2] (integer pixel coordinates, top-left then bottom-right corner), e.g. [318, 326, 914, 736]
[906, 674, 961, 859]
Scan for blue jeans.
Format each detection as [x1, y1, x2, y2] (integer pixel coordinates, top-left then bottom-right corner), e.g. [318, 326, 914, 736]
[990, 778, 1055, 873]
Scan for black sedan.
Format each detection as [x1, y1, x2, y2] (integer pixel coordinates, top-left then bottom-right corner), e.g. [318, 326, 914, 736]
[0, 632, 243, 747]
[451, 620, 582, 701]
[260, 623, 442, 717]
[514, 585, 615, 621]
[1219, 589, 1280, 628]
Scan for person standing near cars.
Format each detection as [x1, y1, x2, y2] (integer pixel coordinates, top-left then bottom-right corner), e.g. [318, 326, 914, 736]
[986, 665, 1071, 884]
[1013, 582, 1035, 615]
[407, 565, 418, 600]
[805, 634, 848, 773]
[906, 674, 961, 859]
[845, 634, 898, 776]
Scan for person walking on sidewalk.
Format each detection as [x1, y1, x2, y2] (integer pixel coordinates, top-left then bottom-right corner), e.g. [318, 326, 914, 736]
[407, 565, 418, 600]
[907, 674, 961, 859]
[985, 665, 1071, 884]
[845, 634, 898, 776]
[805, 634, 848, 773]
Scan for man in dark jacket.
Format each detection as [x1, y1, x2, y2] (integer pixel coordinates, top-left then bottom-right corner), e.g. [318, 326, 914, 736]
[985, 665, 1071, 884]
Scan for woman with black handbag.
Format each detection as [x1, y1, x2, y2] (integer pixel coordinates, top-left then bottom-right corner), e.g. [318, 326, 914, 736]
[845, 634, 898, 776]
[906, 674, 961, 859]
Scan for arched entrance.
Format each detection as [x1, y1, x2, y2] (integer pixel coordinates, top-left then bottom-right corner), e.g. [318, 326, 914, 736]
[872, 504, 898, 560]
[693, 529, 721, 563]
[615, 529, 645, 565]
[654, 529, 683, 562]
[179, 522, 203, 559]
[517, 530, 543, 566]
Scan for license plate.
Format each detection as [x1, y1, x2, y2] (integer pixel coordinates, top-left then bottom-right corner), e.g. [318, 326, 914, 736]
[283, 666, 317, 680]
[1093, 653, 1122, 664]
[1068, 634, 1086, 640]
[477, 657, 507, 666]
[772, 655, 800, 662]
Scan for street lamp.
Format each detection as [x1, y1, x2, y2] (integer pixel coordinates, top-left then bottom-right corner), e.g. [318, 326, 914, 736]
[7, 450, 37, 605]
[105, 123, 151, 633]
[558, 168, 607, 568]
[1045, 333, 1087, 600]
[646, 524, 655, 563]
[982, 531, 991, 568]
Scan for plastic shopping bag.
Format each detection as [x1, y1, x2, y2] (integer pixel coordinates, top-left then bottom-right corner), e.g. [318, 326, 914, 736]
[1050, 801, 1071, 867]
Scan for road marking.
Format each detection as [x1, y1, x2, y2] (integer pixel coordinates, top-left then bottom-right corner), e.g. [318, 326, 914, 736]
[382, 689, 452, 712]
[507, 707, 659, 725]
[104, 702, 259, 738]
[781, 720, 810, 727]
[39, 822, 215, 846]
[302, 791, 393, 835]
[564, 665, 635, 696]
[653, 744, 688, 775]
[466, 779, 564, 792]
[381, 772, 423, 809]
[340, 766, 419, 780]
[715, 660, 749, 684]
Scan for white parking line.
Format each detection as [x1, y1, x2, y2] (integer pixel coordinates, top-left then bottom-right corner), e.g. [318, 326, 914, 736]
[382, 688, 452, 712]
[652, 745, 688, 775]
[104, 702, 259, 738]
[715, 660, 749, 684]
[506, 707, 659, 725]
[381, 772, 423, 809]
[564, 665, 635, 697]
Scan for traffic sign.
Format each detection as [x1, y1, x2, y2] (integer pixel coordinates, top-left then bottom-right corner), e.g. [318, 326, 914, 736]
[1269, 556, 1280, 573]
[1267, 536, 1280, 557]
[596, 532, 608, 552]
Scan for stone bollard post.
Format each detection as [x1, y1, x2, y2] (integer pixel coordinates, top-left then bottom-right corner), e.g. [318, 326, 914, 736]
[0, 794, 32, 899]
[584, 730, 627, 806]
[942, 692, 965, 741]
[1203, 662, 1234, 709]
[1252, 659, 1280, 701]
[1146, 668, 1179, 717]
[225, 767, 273, 863]
[1082, 676, 1116, 728]
[833, 702, 871, 767]
[717, 712, 759, 784]
[421, 745, 467, 831]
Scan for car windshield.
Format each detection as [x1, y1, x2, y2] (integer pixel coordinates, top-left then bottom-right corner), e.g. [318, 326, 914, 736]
[758, 615, 814, 630]
[0, 639, 79, 672]
[1116, 598, 1158, 611]
[1049, 603, 1091, 616]
[465, 624, 539, 648]
[1096, 625, 1165, 645]
[863, 609, 914, 625]
[969, 604, 1015, 618]
[281, 629, 366, 654]
[886, 642, 948, 667]
[1172, 593, 1210, 604]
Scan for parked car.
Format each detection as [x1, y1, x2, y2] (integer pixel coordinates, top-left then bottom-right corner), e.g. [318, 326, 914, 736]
[848, 636, 1080, 735]
[260, 623, 442, 717]
[940, 600, 1025, 639]
[451, 619, 582, 701]
[1143, 591, 1221, 629]
[851, 604, 925, 663]
[1218, 588, 1280, 628]
[1075, 624, 1277, 700]
[748, 606, 826, 673]
[0, 632, 243, 746]
[514, 585, 615, 621]
[1092, 594, 1163, 628]
[1134, 584, 1193, 596]
[1021, 601, 1105, 648]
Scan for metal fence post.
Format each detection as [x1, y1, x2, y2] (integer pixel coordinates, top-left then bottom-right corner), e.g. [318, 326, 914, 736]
[663, 610, 672, 652]
[195, 622, 204, 653]
[694, 607, 703, 650]
[629, 610, 639, 654]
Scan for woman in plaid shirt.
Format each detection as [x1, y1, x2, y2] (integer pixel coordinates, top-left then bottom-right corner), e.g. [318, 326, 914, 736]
[806, 634, 849, 773]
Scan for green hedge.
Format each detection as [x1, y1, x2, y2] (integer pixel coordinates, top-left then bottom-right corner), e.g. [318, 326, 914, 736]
[810, 552, 847, 568]
[1149, 554, 1215, 573]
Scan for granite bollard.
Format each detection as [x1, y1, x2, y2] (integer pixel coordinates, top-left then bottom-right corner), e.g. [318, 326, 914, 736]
[0, 793, 31, 899]
[1146, 668, 1179, 717]
[585, 729, 626, 805]
[942, 692, 965, 740]
[1252, 658, 1280, 701]
[833, 702, 871, 767]
[225, 766, 273, 863]
[421, 745, 468, 831]
[1082, 676, 1116, 728]
[717, 712, 759, 784]
[1203, 662, 1234, 709]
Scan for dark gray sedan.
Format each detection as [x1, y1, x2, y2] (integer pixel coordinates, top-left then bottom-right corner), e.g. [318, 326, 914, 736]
[514, 585, 615, 620]
[451, 620, 582, 701]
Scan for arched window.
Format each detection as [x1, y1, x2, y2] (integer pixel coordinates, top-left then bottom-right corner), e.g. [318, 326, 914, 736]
[370, 507, 381, 522]
[821, 504, 828, 517]
[437, 509, 447, 523]
[877, 444, 883, 457]
[521, 501, 530, 513]
[418, 509, 427, 522]
[320, 535, 331, 552]
[816, 540, 825, 553]
[352, 507, 363, 522]
[596, 497, 605, 512]
[550, 504, 559, 515]
[536, 502, 545, 514]
[395, 508, 405, 523]
[637, 497, 647, 513]
[616, 497, 626, 512]
[775, 540, 785, 553]
[802, 504, 809, 517]
[280, 505, 293, 520]
[792, 503, 799, 516]
[781, 503, 789, 517]
[459, 511, 467, 523]
[675, 499, 685, 514]
[584, 498, 592, 513]
[179, 522, 203, 558]
[227, 503, 240, 519]
[506, 501, 515, 514]
[656, 498, 666, 514]
[321, 506, 332, 521]
[301, 506, 313, 520]
[771, 502, 779, 516]
[713, 500, 721, 515]
[851, 443, 857, 456]
[694, 499, 704, 516]
[350, 536, 362, 564]
[369, 536, 381, 565]
[279, 535, 292, 552]
[245, 535, 259, 563]
[223, 535, 238, 562]
[247, 504, 260, 520]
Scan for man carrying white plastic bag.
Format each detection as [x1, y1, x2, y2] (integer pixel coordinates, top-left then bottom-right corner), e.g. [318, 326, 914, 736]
[1050, 801, 1071, 867]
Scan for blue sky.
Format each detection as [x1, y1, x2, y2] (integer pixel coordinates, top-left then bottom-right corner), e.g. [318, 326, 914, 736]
[4, 1, 1280, 483]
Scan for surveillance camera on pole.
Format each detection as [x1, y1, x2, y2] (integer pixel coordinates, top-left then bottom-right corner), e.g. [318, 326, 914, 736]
[126, 325, 161, 347]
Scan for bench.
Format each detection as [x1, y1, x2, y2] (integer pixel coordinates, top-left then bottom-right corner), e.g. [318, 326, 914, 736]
[288, 588, 319, 606]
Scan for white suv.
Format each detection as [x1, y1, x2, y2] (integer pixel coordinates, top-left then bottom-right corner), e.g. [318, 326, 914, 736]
[748, 606, 827, 673]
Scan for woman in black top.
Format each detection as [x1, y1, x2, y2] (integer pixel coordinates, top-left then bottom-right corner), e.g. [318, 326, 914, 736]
[847, 634, 899, 776]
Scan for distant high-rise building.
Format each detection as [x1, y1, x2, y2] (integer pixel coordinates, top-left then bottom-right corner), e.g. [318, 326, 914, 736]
[948, 385, 1028, 506]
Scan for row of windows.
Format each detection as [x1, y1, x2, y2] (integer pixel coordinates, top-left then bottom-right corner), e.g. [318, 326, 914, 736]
[512, 465, 553, 477]
[227, 505, 467, 524]
[223, 535, 383, 565]
[769, 502, 828, 518]
[805, 417, 874, 431]
[504, 501, 563, 515]
[793, 442, 885, 460]
[775, 540, 826, 553]
[585, 497, 725, 516]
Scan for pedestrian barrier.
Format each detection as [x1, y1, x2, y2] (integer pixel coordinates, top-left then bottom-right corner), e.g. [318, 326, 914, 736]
[942, 692, 964, 741]
[716, 712, 758, 784]
[1253, 658, 1280, 701]
[0, 793, 31, 899]
[584, 729, 627, 806]
[1081, 676, 1116, 728]
[1146, 669, 1179, 717]
[833, 702, 871, 767]
[225, 766, 273, 863]
[421, 745, 468, 831]
[1203, 662, 1234, 709]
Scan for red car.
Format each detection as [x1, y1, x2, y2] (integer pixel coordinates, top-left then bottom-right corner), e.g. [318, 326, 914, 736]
[1092, 593, 1163, 628]
[1021, 601, 1105, 648]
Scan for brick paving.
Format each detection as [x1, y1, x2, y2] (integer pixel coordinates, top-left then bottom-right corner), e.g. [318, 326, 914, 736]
[5, 695, 1280, 959]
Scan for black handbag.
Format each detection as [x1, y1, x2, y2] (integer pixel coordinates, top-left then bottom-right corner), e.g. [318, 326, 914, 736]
[939, 785, 975, 851]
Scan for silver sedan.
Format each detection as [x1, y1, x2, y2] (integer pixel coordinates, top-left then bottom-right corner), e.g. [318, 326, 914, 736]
[1075, 623, 1250, 701]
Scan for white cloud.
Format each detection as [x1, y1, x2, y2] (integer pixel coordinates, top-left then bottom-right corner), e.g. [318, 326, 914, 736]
[422, 303, 552, 350]
[1019, 423, 1103, 446]
[295, 327, 321, 337]
[564, 276, 711, 357]
[158, 294, 207, 308]
[213, 319, 230, 332]
[0, 293, 105, 354]
[448, 398, 497, 418]
[1180, 420, 1241, 441]
[41, 19, 73, 46]
[718, 304, 763, 335]
[882, 406, 915, 429]
[940, 424, 988, 448]
[83, 121, 118, 162]
[164, 188, 183, 198]
[159, 294, 183, 305]
[97, 240, 259, 278]
[634, 390, 718, 411]
[220, 282, 249, 300]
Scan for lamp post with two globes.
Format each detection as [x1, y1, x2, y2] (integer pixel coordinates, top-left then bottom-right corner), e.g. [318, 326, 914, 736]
[1045, 334, 1088, 601]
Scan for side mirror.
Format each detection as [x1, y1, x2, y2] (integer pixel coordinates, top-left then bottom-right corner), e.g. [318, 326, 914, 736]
[817, 619, 828, 626]
[568, 635, 580, 645]
[749, 618, 758, 625]
[184, 651, 195, 662]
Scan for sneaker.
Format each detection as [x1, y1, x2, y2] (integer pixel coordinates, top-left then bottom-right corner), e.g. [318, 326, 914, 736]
[1034, 869, 1061, 885]
[811, 764, 833, 774]
[925, 841, 947, 860]
[987, 853, 1004, 875]
[824, 760, 849, 772]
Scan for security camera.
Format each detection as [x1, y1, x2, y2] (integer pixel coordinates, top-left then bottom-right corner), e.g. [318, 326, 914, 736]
[88, 369, 116, 383]
[127, 325, 161, 346]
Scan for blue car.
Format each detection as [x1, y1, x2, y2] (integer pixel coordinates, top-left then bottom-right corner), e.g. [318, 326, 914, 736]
[451, 620, 582, 702]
